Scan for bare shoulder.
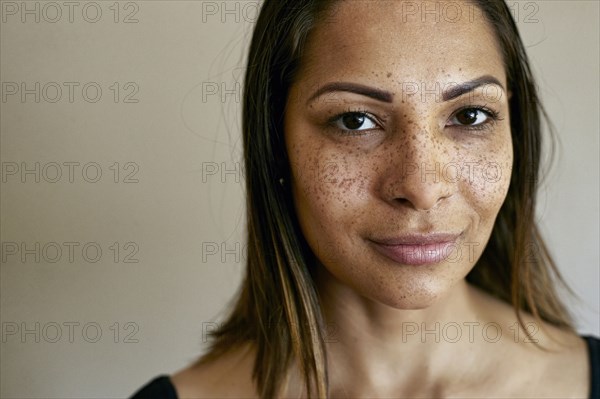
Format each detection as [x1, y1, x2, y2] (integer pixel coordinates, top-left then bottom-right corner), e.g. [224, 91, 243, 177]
[521, 321, 590, 398]
[469, 285, 590, 398]
[170, 343, 258, 399]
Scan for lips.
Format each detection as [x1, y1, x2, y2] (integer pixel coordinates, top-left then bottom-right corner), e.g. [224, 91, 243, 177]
[369, 232, 462, 266]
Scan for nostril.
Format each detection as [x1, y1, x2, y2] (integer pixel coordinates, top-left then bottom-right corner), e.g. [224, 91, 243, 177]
[392, 190, 452, 211]
[394, 198, 411, 206]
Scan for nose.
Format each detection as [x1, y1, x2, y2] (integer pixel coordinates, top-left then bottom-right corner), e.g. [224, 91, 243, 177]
[382, 125, 454, 211]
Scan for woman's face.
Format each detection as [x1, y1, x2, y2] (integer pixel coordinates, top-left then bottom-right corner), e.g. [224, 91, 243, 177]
[284, 0, 513, 309]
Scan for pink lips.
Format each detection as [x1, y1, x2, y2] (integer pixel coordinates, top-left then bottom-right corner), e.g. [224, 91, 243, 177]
[370, 233, 461, 266]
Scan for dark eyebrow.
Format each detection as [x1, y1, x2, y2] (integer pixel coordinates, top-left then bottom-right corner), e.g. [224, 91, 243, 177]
[306, 75, 505, 105]
[307, 82, 394, 105]
[442, 75, 505, 101]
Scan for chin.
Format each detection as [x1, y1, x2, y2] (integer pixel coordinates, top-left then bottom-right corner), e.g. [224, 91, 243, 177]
[327, 260, 465, 310]
[365, 281, 450, 310]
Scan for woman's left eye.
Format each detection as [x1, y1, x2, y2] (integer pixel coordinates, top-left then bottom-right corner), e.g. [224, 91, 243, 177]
[447, 107, 497, 128]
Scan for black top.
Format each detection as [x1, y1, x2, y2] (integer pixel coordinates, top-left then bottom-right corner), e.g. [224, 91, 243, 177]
[130, 375, 177, 399]
[130, 335, 600, 399]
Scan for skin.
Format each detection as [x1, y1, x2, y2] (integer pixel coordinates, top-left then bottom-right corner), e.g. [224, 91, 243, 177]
[287, 3, 513, 312]
[172, 1, 589, 397]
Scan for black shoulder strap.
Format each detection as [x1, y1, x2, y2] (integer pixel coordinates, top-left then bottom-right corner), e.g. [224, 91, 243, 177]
[583, 335, 600, 399]
[130, 375, 178, 399]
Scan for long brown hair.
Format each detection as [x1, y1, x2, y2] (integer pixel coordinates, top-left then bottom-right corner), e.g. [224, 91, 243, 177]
[196, 1, 575, 397]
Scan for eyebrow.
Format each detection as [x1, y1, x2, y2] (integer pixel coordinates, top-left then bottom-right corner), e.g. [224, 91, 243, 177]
[307, 82, 394, 105]
[306, 75, 505, 105]
[441, 75, 505, 101]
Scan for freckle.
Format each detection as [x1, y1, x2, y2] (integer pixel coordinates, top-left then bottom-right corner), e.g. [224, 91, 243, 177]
[387, 72, 392, 78]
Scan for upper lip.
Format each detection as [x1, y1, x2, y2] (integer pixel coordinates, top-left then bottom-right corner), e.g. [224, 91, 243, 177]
[370, 232, 462, 246]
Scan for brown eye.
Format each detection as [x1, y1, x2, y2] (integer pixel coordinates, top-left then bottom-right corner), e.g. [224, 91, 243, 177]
[333, 112, 377, 131]
[456, 109, 479, 125]
[342, 113, 365, 129]
[448, 107, 496, 128]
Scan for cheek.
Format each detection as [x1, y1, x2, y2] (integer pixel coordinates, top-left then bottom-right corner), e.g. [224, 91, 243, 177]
[458, 135, 513, 226]
[287, 138, 373, 255]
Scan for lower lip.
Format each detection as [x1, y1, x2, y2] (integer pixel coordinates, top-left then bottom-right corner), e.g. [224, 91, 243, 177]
[371, 240, 458, 266]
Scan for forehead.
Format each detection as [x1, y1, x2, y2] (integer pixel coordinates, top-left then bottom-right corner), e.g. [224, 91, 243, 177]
[295, 0, 506, 88]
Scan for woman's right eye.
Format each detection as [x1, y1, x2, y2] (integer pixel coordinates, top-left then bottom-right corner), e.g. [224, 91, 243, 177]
[331, 112, 378, 132]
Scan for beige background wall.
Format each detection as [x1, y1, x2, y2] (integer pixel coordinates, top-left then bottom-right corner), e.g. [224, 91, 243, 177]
[0, 1, 598, 397]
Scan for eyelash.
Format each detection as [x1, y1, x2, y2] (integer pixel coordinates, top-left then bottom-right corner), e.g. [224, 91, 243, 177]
[326, 107, 382, 136]
[449, 105, 502, 132]
[327, 106, 502, 135]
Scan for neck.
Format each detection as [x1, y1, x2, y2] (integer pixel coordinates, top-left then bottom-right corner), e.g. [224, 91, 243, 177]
[313, 265, 492, 397]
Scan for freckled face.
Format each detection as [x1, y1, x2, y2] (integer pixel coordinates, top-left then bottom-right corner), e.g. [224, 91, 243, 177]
[284, 1, 513, 309]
